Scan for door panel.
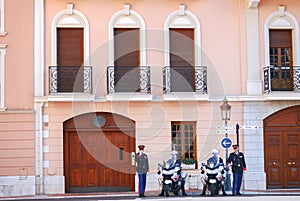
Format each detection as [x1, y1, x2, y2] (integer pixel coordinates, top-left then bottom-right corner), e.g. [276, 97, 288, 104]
[265, 130, 300, 189]
[285, 132, 300, 188]
[64, 113, 136, 193]
[264, 106, 300, 189]
[265, 132, 284, 188]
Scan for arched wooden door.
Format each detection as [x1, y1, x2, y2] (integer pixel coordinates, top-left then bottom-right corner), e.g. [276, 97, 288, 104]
[64, 112, 136, 193]
[264, 106, 300, 189]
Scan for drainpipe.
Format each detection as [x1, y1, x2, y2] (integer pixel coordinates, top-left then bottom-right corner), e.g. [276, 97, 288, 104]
[34, 0, 45, 195]
[34, 102, 45, 195]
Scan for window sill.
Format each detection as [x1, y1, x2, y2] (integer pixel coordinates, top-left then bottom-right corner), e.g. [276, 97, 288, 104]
[163, 92, 209, 101]
[181, 164, 196, 170]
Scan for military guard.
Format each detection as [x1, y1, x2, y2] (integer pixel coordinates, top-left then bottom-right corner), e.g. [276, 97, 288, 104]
[136, 145, 149, 197]
[227, 144, 247, 195]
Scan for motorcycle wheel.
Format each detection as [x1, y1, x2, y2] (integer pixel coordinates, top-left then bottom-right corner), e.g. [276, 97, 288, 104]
[166, 184, 171, 197]
[210, 183, 217, 196]
[173, 189, 179, 196]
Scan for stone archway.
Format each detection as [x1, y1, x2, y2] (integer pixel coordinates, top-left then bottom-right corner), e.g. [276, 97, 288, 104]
[264, 105, 300, 189]
[63, 112, 136, 193]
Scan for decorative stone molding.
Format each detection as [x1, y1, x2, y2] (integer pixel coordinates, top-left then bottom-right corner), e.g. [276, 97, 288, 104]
[124, 4, 130, 16]
[278, 5, 285, 17]
[248, 0, 260, 8]
[179, 4, 185, 16]
[67, 3, 74, 15]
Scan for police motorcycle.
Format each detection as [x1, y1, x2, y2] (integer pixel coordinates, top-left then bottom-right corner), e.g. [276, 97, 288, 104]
[200, 153, 226, 196]
[157, 159, 187, 196]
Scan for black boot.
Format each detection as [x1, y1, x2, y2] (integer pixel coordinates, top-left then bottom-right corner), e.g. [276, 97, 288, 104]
[200, 185, 207, 196]
[158, 189, 164, 196]
[182, 188, 188, 196]
[222, 186, 228, 196]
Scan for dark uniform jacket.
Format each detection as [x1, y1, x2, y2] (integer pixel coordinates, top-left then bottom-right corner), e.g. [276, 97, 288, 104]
[227, 152, 246, 174]
[136, 152, 149, 174]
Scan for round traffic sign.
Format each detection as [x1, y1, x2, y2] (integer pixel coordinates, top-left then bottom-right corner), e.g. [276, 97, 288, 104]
[221, 137, 232, 149]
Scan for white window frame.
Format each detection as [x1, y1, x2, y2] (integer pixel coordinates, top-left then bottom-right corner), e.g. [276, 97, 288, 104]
[0, 0, 6, 35]
[108, 4, 146, 66]
[164, 5, 201, 67]
[51, 3, 90, 66]
[264, 7, 300, 66]
[0, 44, 7, 110]
[50, 3, 91, 96]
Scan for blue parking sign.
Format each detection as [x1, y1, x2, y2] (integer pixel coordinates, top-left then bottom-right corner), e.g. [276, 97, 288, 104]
[221, 137, 232, 149]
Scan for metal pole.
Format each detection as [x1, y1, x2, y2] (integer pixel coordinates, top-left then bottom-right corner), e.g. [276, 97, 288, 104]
[236, 123, 240, 146]
[225, 120, 232, 191]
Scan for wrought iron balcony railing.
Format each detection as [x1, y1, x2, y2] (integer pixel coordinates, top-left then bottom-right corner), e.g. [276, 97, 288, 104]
[107, 66, 151, 94]
[163, 66, 207, 94]
[49, 66, 92, 94]
[263, 66, 300, 93]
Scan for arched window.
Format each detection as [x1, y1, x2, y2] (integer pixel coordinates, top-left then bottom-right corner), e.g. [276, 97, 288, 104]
[164, 5, 206, 93]
[51, 3, 90, 66]
[108, 4, 149, 94]
[264, 6, 300, 92]
[108, 4, 146, 66]
[50, 4, 91, 94]
[264, 6, 299, 66]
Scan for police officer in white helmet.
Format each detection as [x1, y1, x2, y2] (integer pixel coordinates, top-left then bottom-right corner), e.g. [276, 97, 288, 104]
[200, 149, 227, 196]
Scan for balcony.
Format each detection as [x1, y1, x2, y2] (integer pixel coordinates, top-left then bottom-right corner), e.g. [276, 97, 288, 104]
[263, 66, 300, 93]
[163, 66, 207, 94]
[49, 66, 92, 94]
[107, 66, 151, 94]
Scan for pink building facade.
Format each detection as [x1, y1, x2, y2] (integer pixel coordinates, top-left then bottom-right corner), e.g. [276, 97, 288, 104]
[0, 0, 300, 197]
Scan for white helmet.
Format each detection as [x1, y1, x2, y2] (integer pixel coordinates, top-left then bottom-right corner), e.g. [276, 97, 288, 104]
[212, 149, 219, 156]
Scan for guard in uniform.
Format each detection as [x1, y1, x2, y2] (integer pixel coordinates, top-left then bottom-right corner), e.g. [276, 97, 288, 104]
[227, 144, 247, 195]
[136, 145, 149, 197]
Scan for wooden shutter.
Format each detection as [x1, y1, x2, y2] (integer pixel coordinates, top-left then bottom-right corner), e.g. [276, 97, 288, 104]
[114, 28, 140, 92]
[170, 28, 195, 92]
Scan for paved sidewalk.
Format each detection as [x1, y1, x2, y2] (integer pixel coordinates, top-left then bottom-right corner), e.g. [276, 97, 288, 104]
[2, 189, 300, 200]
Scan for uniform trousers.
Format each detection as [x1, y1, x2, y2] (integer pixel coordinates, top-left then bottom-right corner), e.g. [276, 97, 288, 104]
[232, 172, 243, 194]
[138, 173, 147, 194]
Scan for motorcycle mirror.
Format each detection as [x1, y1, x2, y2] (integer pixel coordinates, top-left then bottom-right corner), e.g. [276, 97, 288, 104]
[201, 162, 205, 166]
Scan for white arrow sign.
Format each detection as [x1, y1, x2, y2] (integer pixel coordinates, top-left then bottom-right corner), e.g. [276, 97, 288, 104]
[221, 137, 232, 148]
[216, 125, 236, 130]
[240, 125, 258, 129]
[217, 129, 236, 134]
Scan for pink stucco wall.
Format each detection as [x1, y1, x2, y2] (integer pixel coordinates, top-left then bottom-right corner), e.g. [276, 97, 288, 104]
[45, 0, 247, 96]
[0, 0, 35, 177]
[3, 0, 34, 110]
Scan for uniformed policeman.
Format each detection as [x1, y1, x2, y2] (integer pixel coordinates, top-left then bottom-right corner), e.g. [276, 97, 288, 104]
[200, 149, 227, 196]
[158, 150, 187, 196]
[227, 144, 247, 196]
[136, 145, 149, 197]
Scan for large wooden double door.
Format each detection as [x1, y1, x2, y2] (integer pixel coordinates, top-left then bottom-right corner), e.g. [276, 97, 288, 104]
[264, 106, 300, 189]
[64, 112, 136, 193]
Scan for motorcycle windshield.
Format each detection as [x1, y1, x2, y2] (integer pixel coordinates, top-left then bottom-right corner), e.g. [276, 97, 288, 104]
[206, 156, 219, 169]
